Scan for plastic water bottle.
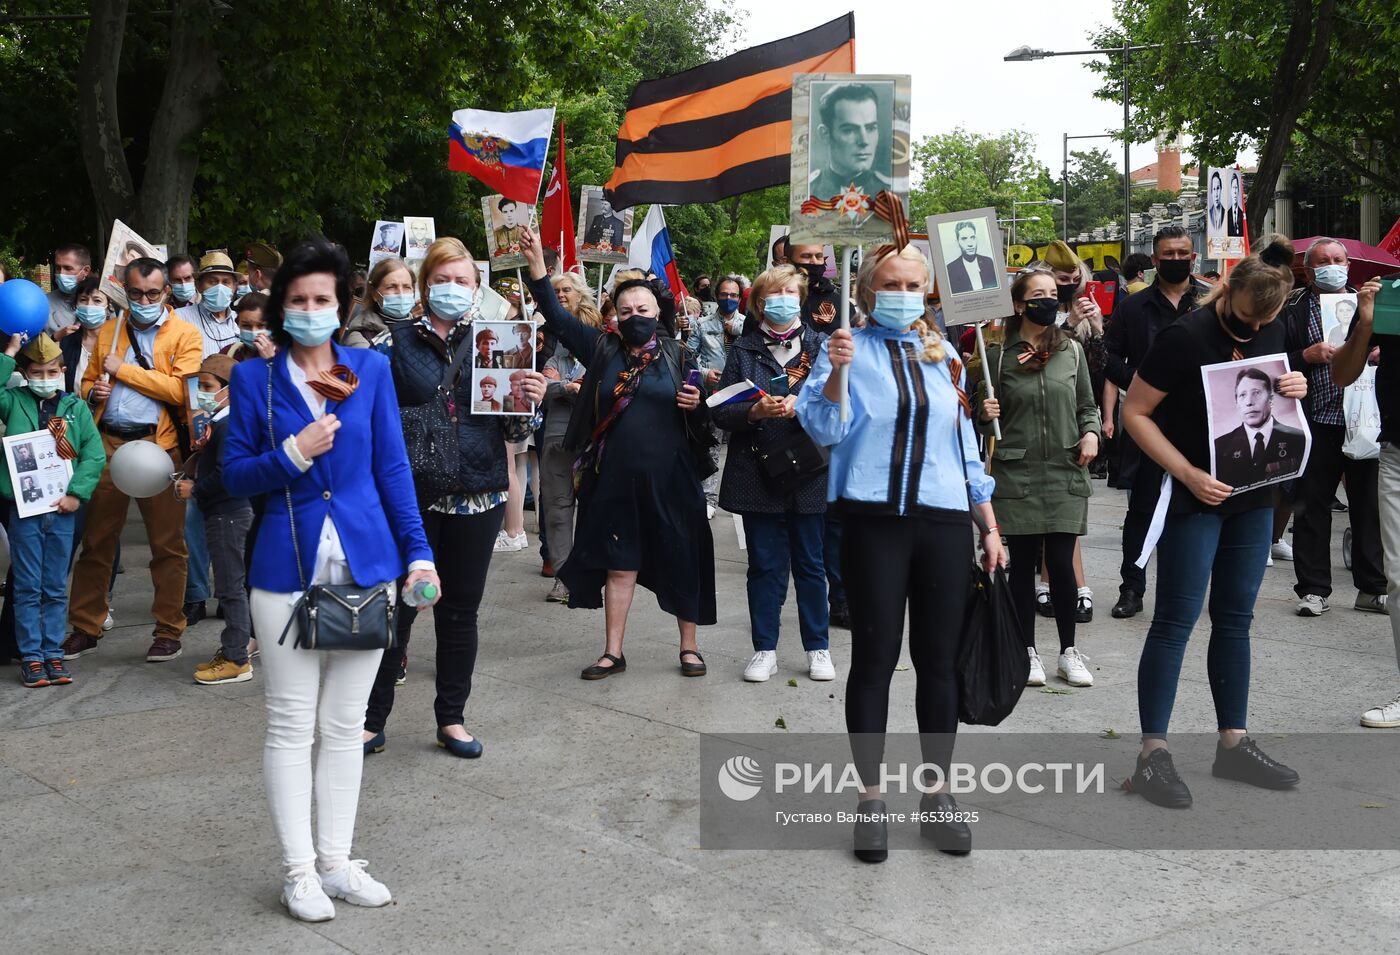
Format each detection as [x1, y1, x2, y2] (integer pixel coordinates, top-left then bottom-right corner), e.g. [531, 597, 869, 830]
[403, 580, 438, 608]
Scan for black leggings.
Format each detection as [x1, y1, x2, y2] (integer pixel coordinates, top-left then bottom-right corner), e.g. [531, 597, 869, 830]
[365, 505, 504, 734]
[1006, 533, 1077, 652]
[843, 512, 972, 789]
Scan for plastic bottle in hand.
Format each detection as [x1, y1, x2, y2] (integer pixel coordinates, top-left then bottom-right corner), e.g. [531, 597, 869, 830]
[404, 580, 438, 608]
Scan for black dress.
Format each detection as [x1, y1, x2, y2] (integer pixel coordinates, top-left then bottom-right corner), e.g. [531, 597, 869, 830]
[528, 276, 717, 625]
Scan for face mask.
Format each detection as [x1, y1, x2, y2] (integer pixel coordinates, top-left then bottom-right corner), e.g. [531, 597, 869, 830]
[76, 304, 107, 328]
[1312, 263, 1348, 291]
[696, 286, 713, 302]
[1155, 258, 1192, 285]
[239, 328, 267, 345]
[870, 291, 926, 331]
[129, 300, 165, 325]
[196, 389, 223, 413]
[716, 298, 739, 315]
[202, 283, 234, 311]
[1221, 298, 1257, 340]
[379, 292, 416, 320]
[26, 378, 59, 399]
[282, 306, 341, 346]
[1022, 298, 1060, 327]
[618, 314, 657, 347]
[763, 294, 801, 326]
[172, 281, 196, 303]
[1056, 283, 1078, 305]
[55, 274, 78, 294]
[236, 283, 252, 297]
[428, 283, 475, 321]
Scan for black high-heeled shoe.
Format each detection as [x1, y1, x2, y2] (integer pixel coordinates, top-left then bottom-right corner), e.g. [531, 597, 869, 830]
[919, 792, 972, 855]
[852, 799, 888, 864]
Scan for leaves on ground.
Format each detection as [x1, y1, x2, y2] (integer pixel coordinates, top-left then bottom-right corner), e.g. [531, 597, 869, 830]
[774, 716, 788, 730]
[786, 678, 798, 687]
[1040, 687, 1073, 695]
[894, 664, 910, 672]
[1361, 803, 1387, 809]
[1100, 728, 1121, 739]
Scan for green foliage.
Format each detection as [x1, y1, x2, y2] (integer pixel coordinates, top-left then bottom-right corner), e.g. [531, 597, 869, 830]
[909, 128, 1058, 244]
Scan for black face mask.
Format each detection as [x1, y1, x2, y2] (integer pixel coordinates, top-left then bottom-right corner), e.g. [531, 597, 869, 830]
[1056, 283, 1078, 305]
[1221, 309, 1256, 341]
[696, 286, 713, 302]
[1156, 258, 1191, 285]
[619, 314, 657, 347]
[1023, 298, 1059, 327]
[798, 261, 832, 293]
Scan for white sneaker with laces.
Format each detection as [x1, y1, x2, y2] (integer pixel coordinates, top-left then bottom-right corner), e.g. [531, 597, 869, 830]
[1057, 647, 1094, 687]
[1296, 594, 1329, 616]
[102, 611, 114, 632]
[1271, 539, 1294, 561]
[807, 649, 835, 681]
[319, 859, 392, 907]
[706, 504, 716, 520]
[281, 871, 336, 922]
[493, 532, 528, 553]
[1361, 691, 1400, 728]
[743, 650, 778, 682]
[1026, 648, 1046, 687]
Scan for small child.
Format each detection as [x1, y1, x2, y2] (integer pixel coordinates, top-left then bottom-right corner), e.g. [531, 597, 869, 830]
[222, 292, 273, 363]
[0, 334, 105, 687]
[176, 355, 255, 684]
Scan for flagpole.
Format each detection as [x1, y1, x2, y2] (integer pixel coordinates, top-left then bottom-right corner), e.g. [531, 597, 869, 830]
[838, 245, 852, 422]
[974, 320, 1001, 442]
[597, 264, 605, 305]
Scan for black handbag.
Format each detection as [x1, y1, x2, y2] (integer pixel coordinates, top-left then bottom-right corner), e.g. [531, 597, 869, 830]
[750, 422, 828, 496]
[400, 331, 476, 508]
[267, 365, 396, 652]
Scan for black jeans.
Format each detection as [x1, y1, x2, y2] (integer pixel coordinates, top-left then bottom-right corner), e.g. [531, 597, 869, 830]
[1292, 422, 1385, 598]
[843, 513, 972, 789]
[364, 505, 504, 734]
[1007, 533, 1078, 652]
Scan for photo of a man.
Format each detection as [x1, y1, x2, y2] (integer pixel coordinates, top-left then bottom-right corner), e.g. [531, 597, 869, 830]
[19, 475, 42, 504]
[494, 198, 530, 252]
[1227, 172, 1245, 238]
[584, 196, 625, 247]
[372, 222, 403, 254]
[475, 328, 502, 369]
[14, 442, 36, 474]
[1208, 170, 1226, 234]
[807, 82, 891, 202]
[473, 374, 502, 413]
[504, 370, 533, 414]
[1212, 367, 1306, 489]
[943, 219, 998, 294]
[504, 323, 534, 370]
[405, 217, 434, 258]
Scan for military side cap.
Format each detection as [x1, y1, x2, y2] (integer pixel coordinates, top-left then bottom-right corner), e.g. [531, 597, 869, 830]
[1043, 240, 1082, 273]
[20, 333, 61, 364]
[246, 242, 282, 269]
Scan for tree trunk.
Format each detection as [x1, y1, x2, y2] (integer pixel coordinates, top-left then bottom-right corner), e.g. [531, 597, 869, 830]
[726, 196, 742, 236]
[137, 0, 222, 253]
[1246, 0, 1336, 243]
[77, 0, 136, 232]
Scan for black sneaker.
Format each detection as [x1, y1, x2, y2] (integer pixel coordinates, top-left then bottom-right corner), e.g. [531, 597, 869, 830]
[1035, 591, 1054, 618]
[852, 799, 888, 864]
[1111, 590, 1143, 619]
[1129, 749, 1192, 808]
[1074, 594, 1093, 623]
[1212, 736, 1300, 790]
[395, 654, 408, 687]
[829, 601, 852, 630]
[183, 601, 207, 625]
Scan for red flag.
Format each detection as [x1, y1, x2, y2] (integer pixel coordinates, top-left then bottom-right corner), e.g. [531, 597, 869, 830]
[1380, 218, 1400, 260]
[541, 121, 578, 274]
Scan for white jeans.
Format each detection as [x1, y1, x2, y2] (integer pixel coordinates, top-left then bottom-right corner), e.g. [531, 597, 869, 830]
[1377, 443, 1400, 674]
[252, 588, 384, 875]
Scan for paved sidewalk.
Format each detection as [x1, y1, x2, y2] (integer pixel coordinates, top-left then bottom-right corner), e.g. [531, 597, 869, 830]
[1, 482, 1397, 953]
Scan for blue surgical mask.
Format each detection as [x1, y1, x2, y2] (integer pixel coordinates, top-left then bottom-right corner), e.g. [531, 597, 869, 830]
[428, 283, 475, 321]
[129, 301, 165, 325]
[717, 298, 739, 315]
[282, 306, 341, 346]
[763, 294, 801, 325]
[196, 389, 223, 413]
[380, 292, 416, 320]
[1312, 264, 1348, 292]
[239, 328, 267, 345]
[172, 281, 196, 303]
[236, 283, 252, 297]
[870, 291, 926, 331]
[76, 304, 107, 328]
[55, 274, 78, 294]
[202, 283, 234, 311]
[26, 378, 60, 399]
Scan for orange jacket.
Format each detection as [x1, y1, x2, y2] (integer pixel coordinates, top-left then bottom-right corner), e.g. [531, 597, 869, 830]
[82, 305, 204, 451]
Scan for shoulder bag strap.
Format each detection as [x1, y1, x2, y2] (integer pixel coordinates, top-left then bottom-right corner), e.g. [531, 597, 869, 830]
[267, 360, 309, 604]
[442, 328, 476, 391]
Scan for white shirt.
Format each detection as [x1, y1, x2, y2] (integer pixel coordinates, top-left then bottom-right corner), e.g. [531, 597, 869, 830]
[959, 256, 983, 291]
[1243, 417, 1275, 457]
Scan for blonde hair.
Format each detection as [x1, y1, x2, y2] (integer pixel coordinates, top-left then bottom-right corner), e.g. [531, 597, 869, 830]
[417, 237, 480, 308]
[552, 272, 604, 328]
[752, 264, 808, 311]
[856, 245, 945, 363]
[1200, 234, 1296, 318]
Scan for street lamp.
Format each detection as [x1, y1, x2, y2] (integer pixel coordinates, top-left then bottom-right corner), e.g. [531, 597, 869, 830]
[997, 215, 1040, 250]
[1011, 198, 1062, 246]
[1063, 133, 1114, 238]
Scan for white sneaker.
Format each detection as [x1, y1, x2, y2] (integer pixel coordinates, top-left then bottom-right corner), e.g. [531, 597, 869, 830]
[493, 532, 528, 553]
[102, 611, 114, 632]
[1026, 648, 1046, 687]
[319, 859, 392, 907]
[1360, 691, 1400, 728]
[1271, 539, 1294, 561]
[1267, 553, 1274, 567]
[281, 871, 335, 922]
[1296, 594, 1329, 616]
[807, 649, 835, 681]
[706, 504, 716, 520]
[743, 650, 778, 682]
[1057, 647, 1094, 687]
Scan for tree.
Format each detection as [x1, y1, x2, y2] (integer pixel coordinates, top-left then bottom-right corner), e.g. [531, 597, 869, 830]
[1060, 148, 1123, 236]
[909, 128, 1058, 245]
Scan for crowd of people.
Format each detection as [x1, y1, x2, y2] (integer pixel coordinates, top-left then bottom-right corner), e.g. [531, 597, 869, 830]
[0, 216, 1395, 906]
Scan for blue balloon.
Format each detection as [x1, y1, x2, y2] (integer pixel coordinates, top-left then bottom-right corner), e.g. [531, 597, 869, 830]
[0, 279, 50, 339]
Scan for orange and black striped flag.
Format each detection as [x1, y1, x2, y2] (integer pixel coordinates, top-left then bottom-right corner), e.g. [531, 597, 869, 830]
[604, 14, 855, 209]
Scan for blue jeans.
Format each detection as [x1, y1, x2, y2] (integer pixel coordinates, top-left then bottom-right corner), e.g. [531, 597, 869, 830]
[742, 512, 828, 652]
[9, 505, 77, 662]
[1137, 506, 1271, 738]
[185, 498, 210, 603]
[824, 513, 845, 605]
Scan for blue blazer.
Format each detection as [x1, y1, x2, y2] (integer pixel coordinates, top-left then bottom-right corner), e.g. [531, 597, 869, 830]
[223, 345, 432, 591]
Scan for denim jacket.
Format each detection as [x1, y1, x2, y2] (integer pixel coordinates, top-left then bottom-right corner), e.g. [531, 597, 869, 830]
[796, 324, 993, 516]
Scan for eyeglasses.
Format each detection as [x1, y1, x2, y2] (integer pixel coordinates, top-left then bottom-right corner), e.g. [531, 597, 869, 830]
[126, 288, 166, 303]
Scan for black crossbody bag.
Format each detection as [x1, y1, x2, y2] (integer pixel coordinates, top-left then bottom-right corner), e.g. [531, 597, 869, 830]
[400, 331, 476, 509]
[267, 365, 396, 651]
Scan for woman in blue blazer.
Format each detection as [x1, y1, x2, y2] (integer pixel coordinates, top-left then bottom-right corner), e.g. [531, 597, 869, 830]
[223, 238, 437, 923]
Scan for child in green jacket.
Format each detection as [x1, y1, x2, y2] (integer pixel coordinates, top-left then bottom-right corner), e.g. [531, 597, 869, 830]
[0, 334, 106, 687]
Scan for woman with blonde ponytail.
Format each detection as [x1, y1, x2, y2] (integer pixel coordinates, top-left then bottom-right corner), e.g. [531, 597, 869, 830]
[1121, 234, 1309, 809]
[797, 243, 1007, 864]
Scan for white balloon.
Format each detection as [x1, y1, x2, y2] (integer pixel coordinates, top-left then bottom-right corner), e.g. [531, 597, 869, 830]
[109, 440, 175, 498]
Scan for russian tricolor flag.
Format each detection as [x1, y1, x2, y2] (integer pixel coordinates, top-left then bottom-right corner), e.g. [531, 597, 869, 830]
[706, 379, 766, 409]
[628, 204, 687, 300]
[449, 107, 555, 204]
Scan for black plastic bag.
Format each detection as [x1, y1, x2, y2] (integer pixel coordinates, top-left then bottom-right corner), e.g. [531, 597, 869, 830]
[957, 566, 1029, 725]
